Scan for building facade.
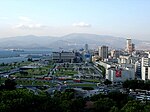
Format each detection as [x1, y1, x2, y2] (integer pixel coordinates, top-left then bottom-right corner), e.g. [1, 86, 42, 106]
[126, 39, 135, 54]
[96, 60, 135, 82]
[85, 44, 88, 52]
[110, 49, 122, 58]
[52, 51, 75, 63]
[141, 55, 150, 80]
[98, 46, 108, 59]
[106, 66, 135, 82]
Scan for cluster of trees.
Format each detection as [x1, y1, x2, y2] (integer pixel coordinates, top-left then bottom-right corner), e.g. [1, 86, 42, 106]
[1, 88, 150, 112]
[123, 80, 150, 90]
[2, 79, 150, 112]
[0, 63, 9, 66]
[0, 79, 17, 90]
[27, 58, 33, 62]
[0, 62, 20, 67]
[104, 79, 112, 85]
[0, 89, 85, 112]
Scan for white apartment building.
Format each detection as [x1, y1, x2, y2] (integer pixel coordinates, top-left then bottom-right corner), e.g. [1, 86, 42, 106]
[141, 53, 150, 80]
[118, 55, 139, 64]
[126, 39, 135, 54]
[106, 66, 135, 82]
[96, 61, 135, 82]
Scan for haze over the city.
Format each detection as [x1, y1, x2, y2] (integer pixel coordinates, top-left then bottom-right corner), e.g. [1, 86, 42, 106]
[0, 0, 150, 40]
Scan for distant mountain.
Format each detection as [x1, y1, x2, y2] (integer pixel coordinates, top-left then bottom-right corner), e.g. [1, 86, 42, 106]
[0, 35, 59, 49]
[60, 33, 126, 49]
[0, 33, 150, 50]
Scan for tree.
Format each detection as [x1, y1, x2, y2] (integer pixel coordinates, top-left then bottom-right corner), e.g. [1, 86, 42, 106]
[82, 87, 94, 90]
[109, 106, 119, 112]
[90, 93, 106, 101]
[0, 63, 5, 66]
[4, 79, 17, 90]
[121, 101, 144, 112]
[108, 92, 131, 109]
[59, 100, 71, 112]
[70, 98, 85, 112]
[123, 80, 145, 90]
[93, 98, 116, 112]
[104, 79, 112, 85]
[27, 58, 32, 62]
[144, 104, 150, 112]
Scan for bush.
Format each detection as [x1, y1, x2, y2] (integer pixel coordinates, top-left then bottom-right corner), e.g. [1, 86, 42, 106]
[82, 87, 94, 90]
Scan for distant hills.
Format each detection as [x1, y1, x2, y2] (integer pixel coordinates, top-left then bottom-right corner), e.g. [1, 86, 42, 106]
[0, 33, 150, 50]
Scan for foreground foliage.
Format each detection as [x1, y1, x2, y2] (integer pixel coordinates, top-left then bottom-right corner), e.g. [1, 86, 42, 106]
[1, 88, 150, 112]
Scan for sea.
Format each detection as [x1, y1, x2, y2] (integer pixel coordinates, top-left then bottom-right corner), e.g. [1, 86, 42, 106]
[0, 49, 52, 64]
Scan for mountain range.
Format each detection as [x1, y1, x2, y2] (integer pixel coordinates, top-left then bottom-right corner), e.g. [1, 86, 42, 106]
[0, 33, 150, 50]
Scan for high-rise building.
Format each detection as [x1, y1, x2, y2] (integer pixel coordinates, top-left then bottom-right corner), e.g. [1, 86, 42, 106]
[126, 39, 135, 54]
[85, 44, 88, 52]
[135, 61, 141, 78]
[98, 46, 108, 59]
[126, 39, 131, 50]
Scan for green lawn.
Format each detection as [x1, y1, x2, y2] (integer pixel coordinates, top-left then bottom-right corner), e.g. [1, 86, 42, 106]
[68, 83, 97, 87]
[55, 70, 78, 76]
[0, 66, 15, 72]
[11, 65, 52, 78]
[16, 79, 53, 86]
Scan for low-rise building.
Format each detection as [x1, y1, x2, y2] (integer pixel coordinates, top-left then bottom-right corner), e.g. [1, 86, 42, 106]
[111, 49, 123, 58]
[52, 51, 75, 63]
[96, 60, 135, 82]
[118, 55, 139, 64]
[106, 66, 135, 82]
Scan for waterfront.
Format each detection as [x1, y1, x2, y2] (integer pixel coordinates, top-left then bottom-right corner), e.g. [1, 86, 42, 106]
[0, 49, 51, 63]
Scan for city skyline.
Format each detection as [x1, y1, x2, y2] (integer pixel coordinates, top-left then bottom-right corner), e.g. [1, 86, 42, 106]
[0, 0, 150, 40]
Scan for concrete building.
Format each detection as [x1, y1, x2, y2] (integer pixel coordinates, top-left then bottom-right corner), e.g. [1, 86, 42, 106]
[52, 51, 75, 63]
[105, 58, 118, 63]
[106, 66, 135, 82]
[110, 49, 122, 58]
[85, 44, 88, 52]
[141, 53, 150, 80]
[92, 55, 101, 62]
[126, 39, 132, 51]
[118, 55, 139, 64]
[126, 39, 135, 54]
[135, 61, 141, 78]
[96, 61, 112, 69]
[98, 46, 108, 59]
[96, 60, 135, 82]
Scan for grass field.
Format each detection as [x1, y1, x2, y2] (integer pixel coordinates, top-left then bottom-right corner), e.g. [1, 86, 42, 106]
[16, 79, 53, 86]
[68, 83, 97, 87]
[55, 70, 78, 76]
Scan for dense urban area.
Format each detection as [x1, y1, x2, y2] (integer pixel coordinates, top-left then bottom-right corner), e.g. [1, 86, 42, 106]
[1, 39, 150, 112]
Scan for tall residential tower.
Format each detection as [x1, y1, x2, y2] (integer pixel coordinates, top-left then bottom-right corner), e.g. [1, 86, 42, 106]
[98, 45, 108, 59]
[126, 39, 135, 54]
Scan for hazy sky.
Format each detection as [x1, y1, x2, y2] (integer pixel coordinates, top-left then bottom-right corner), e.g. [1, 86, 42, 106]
[0, 0, 150, 40]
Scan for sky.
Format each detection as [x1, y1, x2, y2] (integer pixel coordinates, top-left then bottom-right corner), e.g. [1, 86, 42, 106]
[0, 0, 150, 40]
